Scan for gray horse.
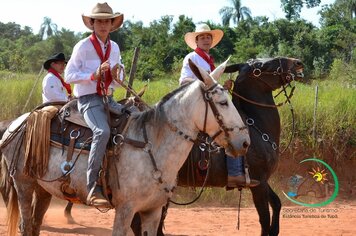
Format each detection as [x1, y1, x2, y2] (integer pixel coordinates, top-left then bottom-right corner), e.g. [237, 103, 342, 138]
[1, 59, 250, 236]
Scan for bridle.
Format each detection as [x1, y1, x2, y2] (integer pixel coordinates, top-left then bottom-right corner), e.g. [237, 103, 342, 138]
[227, 58, 302, 154]
[229, 58, 297, 108]
[167, 82, 248, 150]
[201, 83, 247, 146]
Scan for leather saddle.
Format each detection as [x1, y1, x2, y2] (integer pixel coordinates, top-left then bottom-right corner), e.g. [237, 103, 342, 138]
[50, 99, 132, 151]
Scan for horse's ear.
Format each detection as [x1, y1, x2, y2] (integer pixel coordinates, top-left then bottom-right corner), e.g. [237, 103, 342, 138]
[224, 63, 250, 85]
[137, 84, 147, 97]
[188, 59, 204, 82]
[210, 56, 230, 81]
[188, 59, 215, 87]
[224, 63, 245, 73]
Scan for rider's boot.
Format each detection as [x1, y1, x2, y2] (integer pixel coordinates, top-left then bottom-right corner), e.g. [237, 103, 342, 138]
[87, 183, 111, 208]
[226, 156, 260, 188]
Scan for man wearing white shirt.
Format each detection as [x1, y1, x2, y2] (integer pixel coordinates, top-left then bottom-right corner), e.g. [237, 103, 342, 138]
[65, 2, 125, 207]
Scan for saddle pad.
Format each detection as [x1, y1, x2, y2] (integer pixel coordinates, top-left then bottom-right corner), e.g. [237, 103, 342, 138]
[59, 99, 88, 128]
[8, 112, 30, 132]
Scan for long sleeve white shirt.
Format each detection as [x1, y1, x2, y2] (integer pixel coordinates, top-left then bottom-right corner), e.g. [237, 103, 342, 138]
[65, 35, 123, 97]
[42, 72, 69, 103]
[179, 51, 212, 85]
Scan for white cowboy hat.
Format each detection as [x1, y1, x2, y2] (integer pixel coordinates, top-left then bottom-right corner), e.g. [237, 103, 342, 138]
[82, 2, 124, 32]
[184, 24, 224, 50]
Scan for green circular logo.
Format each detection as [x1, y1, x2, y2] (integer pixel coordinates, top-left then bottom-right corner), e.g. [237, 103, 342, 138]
[282, 158, 339, 207]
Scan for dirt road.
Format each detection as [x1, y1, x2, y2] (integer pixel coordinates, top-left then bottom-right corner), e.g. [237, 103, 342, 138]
[1, 199, 355, 235]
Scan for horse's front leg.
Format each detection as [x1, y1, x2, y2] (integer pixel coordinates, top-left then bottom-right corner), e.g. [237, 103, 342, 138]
[250, 182, 271, 236]
[268, 184, 281, 236]
[140, 207, 164, 236]
[112, 205, 135, 236]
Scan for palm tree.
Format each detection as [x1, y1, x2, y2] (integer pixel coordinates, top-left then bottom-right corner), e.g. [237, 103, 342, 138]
[39, 17, 58, 40]
[219, 0, 252, 26]
[336, 0, 356, 19]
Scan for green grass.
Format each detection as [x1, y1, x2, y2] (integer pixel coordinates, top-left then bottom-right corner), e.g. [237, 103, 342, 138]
[277, 79, 356, 150]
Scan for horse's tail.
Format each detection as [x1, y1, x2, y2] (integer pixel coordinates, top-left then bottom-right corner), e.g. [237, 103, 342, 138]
[0, 156, 10, 205]
[0, 159, 19, 236]
[7, 185, 19, 236]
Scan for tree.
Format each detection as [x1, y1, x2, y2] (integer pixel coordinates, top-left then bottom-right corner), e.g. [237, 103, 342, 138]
[281, 0, 321, 21]
[0, 22, 32, 40]
[335, 0, 356, 19]
[219, 0, 251, 26]
[319, 2, 356, 64]
[39, 17, 58, 40]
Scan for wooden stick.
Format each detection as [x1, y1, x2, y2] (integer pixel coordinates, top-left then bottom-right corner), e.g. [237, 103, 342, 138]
[126, 47, 140, 98]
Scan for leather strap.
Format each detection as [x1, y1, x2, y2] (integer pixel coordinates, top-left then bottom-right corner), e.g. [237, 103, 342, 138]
[65, 129, 79, 171]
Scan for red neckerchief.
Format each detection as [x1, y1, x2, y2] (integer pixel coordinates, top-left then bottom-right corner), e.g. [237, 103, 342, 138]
[194, 47, 215, 71]
[90, 32, 112, 96]
[47, 68, 72, 96]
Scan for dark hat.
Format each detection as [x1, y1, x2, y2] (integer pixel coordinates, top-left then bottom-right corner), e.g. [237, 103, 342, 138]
[43, 53, 66, 70]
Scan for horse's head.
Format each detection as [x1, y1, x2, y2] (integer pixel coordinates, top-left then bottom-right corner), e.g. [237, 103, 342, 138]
[225, 57, 304, 91]
[188, 58, 250, 157]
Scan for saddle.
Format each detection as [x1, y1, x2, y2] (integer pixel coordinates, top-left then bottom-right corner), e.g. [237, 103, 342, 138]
[49, 99, 134, 203]
[51, 99, 132, 149]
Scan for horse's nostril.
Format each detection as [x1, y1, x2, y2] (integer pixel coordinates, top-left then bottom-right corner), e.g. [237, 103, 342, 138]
[243, 141, 250, 149]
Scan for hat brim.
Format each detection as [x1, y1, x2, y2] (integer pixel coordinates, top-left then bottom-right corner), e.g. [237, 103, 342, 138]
[184, 29, 224, 50]
[82, 13, 124, 32]
[43, 59, 66, 70]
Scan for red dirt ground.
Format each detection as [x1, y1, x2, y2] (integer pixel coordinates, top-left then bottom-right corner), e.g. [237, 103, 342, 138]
[1, 198, 355, 236]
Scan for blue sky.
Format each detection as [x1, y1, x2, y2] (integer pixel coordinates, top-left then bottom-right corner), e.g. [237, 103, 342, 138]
[0, 0, 335, 34]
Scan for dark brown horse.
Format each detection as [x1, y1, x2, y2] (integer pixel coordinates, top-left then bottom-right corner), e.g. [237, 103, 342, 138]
[222, 57, 303, 235]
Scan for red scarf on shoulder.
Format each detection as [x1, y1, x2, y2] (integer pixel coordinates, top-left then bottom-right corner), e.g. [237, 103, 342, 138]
[47, 68, 72, 96]
[90, 32, 112, 96]
[194, 47, 215, 71]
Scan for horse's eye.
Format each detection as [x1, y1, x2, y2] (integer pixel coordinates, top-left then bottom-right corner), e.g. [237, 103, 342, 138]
[219, 101, 228, 106]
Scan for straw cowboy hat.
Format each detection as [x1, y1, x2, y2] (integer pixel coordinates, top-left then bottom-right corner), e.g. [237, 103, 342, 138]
[184, 24, 224, 49]
[43, 52, 67, 70]
[82, 2, 124, 32]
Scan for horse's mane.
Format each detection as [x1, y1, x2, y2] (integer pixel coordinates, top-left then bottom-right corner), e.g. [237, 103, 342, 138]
[129, 82, 193, 134]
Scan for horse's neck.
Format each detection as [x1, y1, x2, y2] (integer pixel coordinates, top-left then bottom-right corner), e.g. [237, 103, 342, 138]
[235, 88, 281, 142]
[144, 121, 196, 183]
[133, 94, 200, 184]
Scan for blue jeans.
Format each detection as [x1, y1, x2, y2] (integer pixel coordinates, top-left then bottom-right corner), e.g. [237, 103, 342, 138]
[78, 94, 112, 191]
[226, 155, 245, 176]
